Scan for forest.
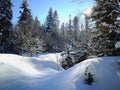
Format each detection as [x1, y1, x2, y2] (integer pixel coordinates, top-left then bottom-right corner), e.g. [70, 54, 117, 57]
[0, 0, 120, 57]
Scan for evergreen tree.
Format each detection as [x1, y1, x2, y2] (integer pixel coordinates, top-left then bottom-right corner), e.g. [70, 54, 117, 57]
[68, 15, 73, 44]
[18, 0, 33, 26]
[12, 0, 43, 55]
[0, 0, 13, 53]
[61, 23, 65, 39]
[45, 8, 64, 52]
[91, 0, 120, 56]
[33, 16, 41, 38]
[53, 10, 59, 31]
[73, 16, 80, 41]
[45, 7, 54, 33]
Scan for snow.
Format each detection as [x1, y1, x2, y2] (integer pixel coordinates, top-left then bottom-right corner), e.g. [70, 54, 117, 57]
[115, 41, 120, 48]
[101, 22, 109, 27]
[0, 53, 120, 90]
[115, 30, 120, 34]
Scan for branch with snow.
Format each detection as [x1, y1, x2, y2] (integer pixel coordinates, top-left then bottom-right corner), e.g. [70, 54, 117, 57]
[115, 41, 120, 49]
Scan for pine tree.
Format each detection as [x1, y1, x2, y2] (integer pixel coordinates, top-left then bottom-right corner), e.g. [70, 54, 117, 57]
[0, 0, 13, 53]
[67, 15, 74, 46]
[45, 7, 54, 33]
[12, 0, 43, 55]
[61, 23, 65, 39]
[73, 16, 80, 44]
[33, 16, 41, 38]
[53, 10, 59, 31]
[18, 0, 33, 26]
[91, 0, 120, 56]
[45, 8, 64, 52]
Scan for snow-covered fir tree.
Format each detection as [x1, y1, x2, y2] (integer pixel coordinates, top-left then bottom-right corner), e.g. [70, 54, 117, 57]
[33, 16, 41, 38]
[0, 0, 13, 53]
[72, 16, 81, 49]
[53, 10, 59, 32]
[45, 8, 64, 52]
[73, 16, 80, 42]
[12, 0, 43, 55]
[45, 7, 54, 33]
[68, 15, 74, 44]
[91, 0, 120, 56]
[18, 0, 33, 26]
[60, 23, 65, 39]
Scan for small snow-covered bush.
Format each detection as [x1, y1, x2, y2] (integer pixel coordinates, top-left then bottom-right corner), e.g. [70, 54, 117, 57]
[61, 55, 73, 69]
[84, 72, 94, 85]
[60, 50, 88, 69]
[84, 67, 94, 85]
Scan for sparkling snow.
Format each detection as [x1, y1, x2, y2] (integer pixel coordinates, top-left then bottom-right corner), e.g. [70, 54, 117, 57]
[0, 53, 120, 90]
[115, 41, 120, 48]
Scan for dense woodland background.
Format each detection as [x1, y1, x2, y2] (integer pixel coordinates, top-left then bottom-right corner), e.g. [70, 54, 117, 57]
[0, 0, 120, 57]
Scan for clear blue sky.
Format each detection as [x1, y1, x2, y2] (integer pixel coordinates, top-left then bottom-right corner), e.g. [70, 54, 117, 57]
[11, 0, 94, 24]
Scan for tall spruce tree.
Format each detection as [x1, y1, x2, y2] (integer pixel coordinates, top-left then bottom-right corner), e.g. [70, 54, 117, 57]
[61, 23, 65, 39]
[33, 16, 41, 38]
[45, 7, 54, 33]
[73, 16, 80, 42]
[18, 0, 33, 26]
[12, 0, 43, 55]
[68, 15, 73, 45]
[0, 0, 13, 53]
[53, 10, 59, 31]
[91, 0, 120, 56]
[45, 8, 64, 52]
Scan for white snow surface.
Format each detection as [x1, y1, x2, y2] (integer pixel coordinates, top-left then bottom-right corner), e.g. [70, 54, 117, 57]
[115, 41, 120, 48]
[0, 53, 120, 90]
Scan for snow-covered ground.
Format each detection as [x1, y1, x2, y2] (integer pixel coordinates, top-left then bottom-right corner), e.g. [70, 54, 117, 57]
[0, 53, 120, 90]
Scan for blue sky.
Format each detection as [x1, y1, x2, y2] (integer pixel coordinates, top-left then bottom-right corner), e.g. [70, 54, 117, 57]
[11, 0, 94, 24]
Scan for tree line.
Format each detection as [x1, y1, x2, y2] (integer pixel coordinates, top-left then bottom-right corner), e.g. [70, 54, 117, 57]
[0, 0, 120, 56]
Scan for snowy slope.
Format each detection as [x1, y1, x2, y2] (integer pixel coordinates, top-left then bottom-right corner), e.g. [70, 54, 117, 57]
[0, 53, 120, 90]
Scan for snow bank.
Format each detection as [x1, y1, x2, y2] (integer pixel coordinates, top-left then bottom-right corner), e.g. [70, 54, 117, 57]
[0, 53, 120, 90]
[69, 56, 120, 90]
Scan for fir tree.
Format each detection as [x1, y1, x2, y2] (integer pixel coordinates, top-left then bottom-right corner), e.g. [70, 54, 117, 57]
[45, 7, 54, 33]
[68, 15, 73, 43]
[53, 10, 59, 31]
[18, 0, 33, 25]
[73, 16, 80, 41]
[33, 16, 41, 38]
[12, 0, 43, 55]
[91, 0, 120, 56]
[0, 0, 13, 53]
[45, 8, 64, 52]
[61, 23, 65, 39]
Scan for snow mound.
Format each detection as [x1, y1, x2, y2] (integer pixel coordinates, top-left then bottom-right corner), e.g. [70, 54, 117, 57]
[0, 54, 63, 75]
[0, 53, 120, 90]
[69, 56, 120, 90]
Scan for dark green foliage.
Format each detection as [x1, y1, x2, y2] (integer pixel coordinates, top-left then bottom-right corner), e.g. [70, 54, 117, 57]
[45, 8, 65, 52]
[45, 7, 54, 33]
[12, 0, 44, 55]
[18, 0, 33, 25]
[60, 48, 74, 69]
[91, 0, 120, 56]
[0, 0, 13, 53]
[61, 55, 73, 70]
[91, 30, 119, 56]
[84, 67, 94, 85]
[84, 72, 94, 85]
[92, 0, 120, 30]
[74, 51, 88, 64]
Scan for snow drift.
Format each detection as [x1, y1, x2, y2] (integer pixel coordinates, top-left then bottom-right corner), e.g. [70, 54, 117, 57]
[0, 53, 120, 90]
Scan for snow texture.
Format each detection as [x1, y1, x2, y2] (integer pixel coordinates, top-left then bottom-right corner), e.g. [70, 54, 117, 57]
[115, 41, 120, 48]
[0, 53, 120, 90]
